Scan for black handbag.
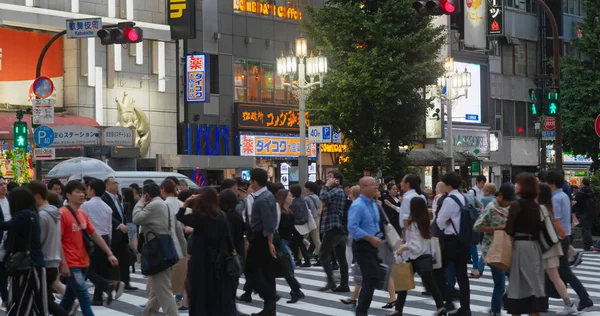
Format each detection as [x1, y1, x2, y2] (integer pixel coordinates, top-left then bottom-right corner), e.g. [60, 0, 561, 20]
[65, 206, 95, 256]
[223, 213, 244, 278]
[141, 206, 179, 276]
[410, 254, 434, 274]
[5, 216, 33, 277]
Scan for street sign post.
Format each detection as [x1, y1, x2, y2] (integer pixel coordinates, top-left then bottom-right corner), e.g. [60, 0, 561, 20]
[542, 130, 556, 141]
[32, 77, 54, 99]
[66, 18, 103, 39]
[102, 126, 134, 146]
[32, 99, 55, 125]
[543, 117, 556, 131]
[34, 126, 55, 148]
[50, 125, 100, 147]
[33, 147, 56, 160]
[308, 125, 333, 143]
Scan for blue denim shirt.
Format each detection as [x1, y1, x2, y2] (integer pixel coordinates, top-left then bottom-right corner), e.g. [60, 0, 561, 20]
[552, 188, 572, 236]
[347, 194, 381, 241]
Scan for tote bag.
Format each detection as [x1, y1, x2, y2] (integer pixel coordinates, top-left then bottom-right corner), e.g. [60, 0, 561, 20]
[391, 263, 416, 291]
[430, 237, 442, 270]
[141, 208, 179, 276]
[539, 205, 561, 253]
[484, 230, 513, 271]
[378, 207, 402, 251]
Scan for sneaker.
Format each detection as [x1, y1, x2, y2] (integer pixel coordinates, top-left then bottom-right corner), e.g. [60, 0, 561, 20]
[557, 301, 578, 315]
[577, 299, 594, 312]
[570, 251, 584, 267]
[114, 281, 125, 300]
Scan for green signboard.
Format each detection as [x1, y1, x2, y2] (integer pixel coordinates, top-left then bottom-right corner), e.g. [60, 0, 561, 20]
[574, 171, 588, 177]
[471, 160, 481, 176]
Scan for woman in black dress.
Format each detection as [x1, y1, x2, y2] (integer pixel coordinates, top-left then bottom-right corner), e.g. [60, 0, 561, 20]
[177, 187, 235, 316]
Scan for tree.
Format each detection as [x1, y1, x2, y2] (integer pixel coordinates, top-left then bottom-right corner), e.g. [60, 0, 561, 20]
[561, 0, 600, 172]
[303, 0, 446, 181]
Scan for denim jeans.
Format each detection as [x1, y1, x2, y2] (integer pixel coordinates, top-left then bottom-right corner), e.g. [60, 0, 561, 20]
[280, 239, 296, 271]
[60, 267, 94, 316]
[444, 263, 455, 293]
[489, 264, 505, 313]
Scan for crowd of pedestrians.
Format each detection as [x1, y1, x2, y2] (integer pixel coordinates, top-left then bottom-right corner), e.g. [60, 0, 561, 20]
[0, 167, 596, 316]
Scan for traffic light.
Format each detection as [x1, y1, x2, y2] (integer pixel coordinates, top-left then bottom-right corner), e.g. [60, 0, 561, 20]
[528, 88, 542, 116]
[413, 0, 459, 15]
[97, 22, 143, 45]
[545, 87, 560, 116]
[13, 121, 27, 149]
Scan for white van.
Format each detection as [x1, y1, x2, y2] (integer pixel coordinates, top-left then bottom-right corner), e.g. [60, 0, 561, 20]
[114, 171, 200, 190]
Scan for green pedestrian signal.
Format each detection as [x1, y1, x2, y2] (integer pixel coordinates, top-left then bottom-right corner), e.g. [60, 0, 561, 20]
[13, 121, 28, 149]
[528, 88, 541, 116]
[545, 87, 560, 116]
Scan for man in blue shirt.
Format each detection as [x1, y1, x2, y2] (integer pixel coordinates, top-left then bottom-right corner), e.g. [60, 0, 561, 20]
[347, 176, 383, 316]
[547, 170, 593, 312]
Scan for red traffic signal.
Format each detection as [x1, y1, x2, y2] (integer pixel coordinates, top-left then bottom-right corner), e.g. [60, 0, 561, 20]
[97, 24, 143, 45]
[413, 0, 460, 15]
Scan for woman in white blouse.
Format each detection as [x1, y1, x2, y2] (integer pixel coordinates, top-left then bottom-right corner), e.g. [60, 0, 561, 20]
[388, 198, 446, 316]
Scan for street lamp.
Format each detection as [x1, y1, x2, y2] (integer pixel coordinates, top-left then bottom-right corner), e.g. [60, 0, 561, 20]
[435, 57, 471, 171]
[276, 35, 328, 187]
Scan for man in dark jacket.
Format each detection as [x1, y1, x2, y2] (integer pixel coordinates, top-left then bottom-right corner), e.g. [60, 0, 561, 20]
[575, 178, 597, 251]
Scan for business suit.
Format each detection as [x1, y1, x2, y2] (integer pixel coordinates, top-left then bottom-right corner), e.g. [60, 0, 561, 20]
[102, 192, 131, 287]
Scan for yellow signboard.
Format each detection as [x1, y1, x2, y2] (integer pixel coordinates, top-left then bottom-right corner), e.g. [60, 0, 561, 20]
[233, 0, 302, 20]
[320, 144, 348, 153]
[240, 134, 317, 158]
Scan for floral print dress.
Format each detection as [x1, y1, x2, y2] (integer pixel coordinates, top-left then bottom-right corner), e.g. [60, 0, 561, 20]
[473, 199, 510, 258]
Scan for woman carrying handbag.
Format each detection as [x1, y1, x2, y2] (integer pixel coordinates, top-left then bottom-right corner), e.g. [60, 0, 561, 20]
[388, 198, 446, 316]
[0, 187, 47, 316]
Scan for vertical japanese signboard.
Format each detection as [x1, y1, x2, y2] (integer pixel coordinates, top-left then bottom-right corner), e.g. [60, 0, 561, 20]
[186, 54, 210, 103]
[167, 0, 196, 39]
[487, 0, 503, 35]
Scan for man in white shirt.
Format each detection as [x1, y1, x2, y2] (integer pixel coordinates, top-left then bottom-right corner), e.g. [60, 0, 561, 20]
[469, 175, 486, 200]
[82, 178, 124, 305]
[392, 174, 427, 236]
[435, 172, 471, 316]
[0, 177, 9, 307]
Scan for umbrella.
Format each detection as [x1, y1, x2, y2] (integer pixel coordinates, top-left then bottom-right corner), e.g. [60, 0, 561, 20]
[47, 157, 116, 181]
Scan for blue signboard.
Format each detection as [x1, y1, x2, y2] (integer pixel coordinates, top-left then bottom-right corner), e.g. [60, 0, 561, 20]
[465, 114, 479, 121]
[34, 126, 55, 148]
[186, 54, 210, 103]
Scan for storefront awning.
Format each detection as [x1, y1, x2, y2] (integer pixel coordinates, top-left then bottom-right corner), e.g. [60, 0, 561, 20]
[0, 113, 99, 140]
[408, 149, 472, 166]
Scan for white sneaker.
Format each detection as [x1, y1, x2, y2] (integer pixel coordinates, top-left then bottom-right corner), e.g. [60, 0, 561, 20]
[68, 301, 80, 316]
[557, 300, 578, 315]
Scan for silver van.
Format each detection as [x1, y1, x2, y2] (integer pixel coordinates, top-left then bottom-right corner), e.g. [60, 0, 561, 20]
[114, 171, 200, 190]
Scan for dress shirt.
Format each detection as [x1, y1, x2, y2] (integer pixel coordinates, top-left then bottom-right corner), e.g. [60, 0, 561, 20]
[397, 190, 426, 228]
[471, 186, 483, 199]
[552, 188, 572, 236]
[249, 186, 278, 237]
[106, 191, 124, 221]
[319, 186, 347, 233]
[246, 187, 280, 227]
[347, 194, 381, 241]
[405, 222, 432, 260]
[81, 196, 113, 239]
[436, 190, 465, 235]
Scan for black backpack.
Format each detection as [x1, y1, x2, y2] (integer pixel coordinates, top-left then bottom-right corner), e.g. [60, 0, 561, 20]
[447, 195, 481, 247]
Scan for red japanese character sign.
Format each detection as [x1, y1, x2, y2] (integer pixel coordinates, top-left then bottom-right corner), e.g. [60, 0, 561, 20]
[186, 54, 209, 102]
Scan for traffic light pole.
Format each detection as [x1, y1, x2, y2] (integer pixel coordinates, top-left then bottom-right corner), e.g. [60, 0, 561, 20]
[535, 0, 562, 170]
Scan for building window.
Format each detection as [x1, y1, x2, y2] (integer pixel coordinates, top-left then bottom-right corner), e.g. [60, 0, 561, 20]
[502, 45, 514, 75]
[515, 102, 527, 136]
[514, 44, 527, 76]
[247, 61, 261, 102]
[234, 58, 247, 102]
[502, 101, 515, 137]
[261, 63, 274, 103]
[210, 54, 219, 94]
[526, 41, 537, 77]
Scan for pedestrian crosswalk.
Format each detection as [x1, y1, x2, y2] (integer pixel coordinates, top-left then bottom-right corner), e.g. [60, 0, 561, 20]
[1, 251, 600, 315]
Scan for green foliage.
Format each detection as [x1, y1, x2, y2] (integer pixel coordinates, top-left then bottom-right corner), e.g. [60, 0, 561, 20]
[560, 0, 600, 172]
[303, 0, 446, 181]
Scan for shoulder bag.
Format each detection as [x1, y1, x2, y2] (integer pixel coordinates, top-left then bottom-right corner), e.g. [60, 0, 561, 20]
[5, 216, 33, 277]
[378, 205, 402, 251]
[223, 213, 244, 278]
[66, 206, 95, 256]
[539, 205, 561, 253]
[141, 204, 180, 276]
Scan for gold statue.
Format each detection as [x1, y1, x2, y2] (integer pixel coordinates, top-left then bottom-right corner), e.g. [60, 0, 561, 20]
[116, 92, 151, 156]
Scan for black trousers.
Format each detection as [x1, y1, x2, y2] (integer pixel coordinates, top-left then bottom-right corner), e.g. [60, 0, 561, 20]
[111, 239, 130, 285]
[291, 227, 310, 263]
[395, 265, 443, 313]
[318, 228, 348, 286]
[46, 267, 68, 316]
[0, 261, 7, 303]
[558, 237, 590, 302]
[89, 235, 113, 301]
[353, 240, 379, 316]
[244, 232, 277, 301]
[437, 235, 470, 312]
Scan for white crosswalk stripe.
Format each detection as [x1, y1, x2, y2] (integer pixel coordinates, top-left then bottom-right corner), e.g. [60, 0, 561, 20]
[0, 251, 599, 315]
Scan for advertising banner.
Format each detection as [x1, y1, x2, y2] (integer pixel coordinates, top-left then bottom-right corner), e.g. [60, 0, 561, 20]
[487, 0, 503, 35]
[167, 0, 196, 39]
[239, 133, 317, 158]
[464, 0, 486, 48]
[0, 28, 63, 107]
[186, 54, 209, 103]
[236, 104, 310, 131]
